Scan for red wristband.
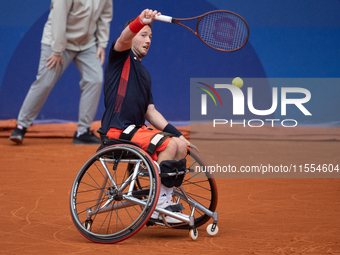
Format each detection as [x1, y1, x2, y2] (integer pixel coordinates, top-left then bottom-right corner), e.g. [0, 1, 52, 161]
[129, 15, 145, 33]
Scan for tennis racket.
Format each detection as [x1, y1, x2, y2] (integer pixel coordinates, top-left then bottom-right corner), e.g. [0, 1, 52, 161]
[155, 10, 249, 52]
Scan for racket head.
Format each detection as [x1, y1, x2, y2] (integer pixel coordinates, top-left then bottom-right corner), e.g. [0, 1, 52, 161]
[195, 10, 249, 52]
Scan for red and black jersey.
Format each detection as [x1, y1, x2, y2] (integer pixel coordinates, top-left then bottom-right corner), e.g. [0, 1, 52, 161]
[101, 41, 154, 134]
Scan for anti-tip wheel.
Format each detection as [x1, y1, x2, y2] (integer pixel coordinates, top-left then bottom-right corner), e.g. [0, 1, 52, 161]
[189, 228, 198, 240]
[207, 223, 219, 236]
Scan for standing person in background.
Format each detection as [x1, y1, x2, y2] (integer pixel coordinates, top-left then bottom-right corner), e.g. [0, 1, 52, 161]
[9, 0, 113, 145]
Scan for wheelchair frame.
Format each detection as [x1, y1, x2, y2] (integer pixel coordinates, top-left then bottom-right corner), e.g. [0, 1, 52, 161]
[70, 140, 218, 243]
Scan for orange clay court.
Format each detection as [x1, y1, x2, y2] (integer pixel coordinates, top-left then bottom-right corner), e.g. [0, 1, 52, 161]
[0, 119, 340, 254]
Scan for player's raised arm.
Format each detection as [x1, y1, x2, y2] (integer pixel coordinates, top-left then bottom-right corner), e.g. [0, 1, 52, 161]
[114, 9, 161, 52]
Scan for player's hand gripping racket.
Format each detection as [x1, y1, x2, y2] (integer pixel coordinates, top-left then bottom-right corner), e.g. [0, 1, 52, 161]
[155, 10, 249, 52]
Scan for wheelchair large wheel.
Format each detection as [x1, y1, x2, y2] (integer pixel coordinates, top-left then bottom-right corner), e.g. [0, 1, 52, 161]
[173, 147, 218, 229]
[70, 144, 160, 243]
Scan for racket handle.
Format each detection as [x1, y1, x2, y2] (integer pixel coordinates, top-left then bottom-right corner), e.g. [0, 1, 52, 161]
[155, 15, 173, 23]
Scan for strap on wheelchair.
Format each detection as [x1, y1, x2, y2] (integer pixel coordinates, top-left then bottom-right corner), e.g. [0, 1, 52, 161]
[119, 124, 174, 157]
[119, 124, 140, 141]
[98, 125, 173, 157]
[146, 132, 173, 156]
[159, 158, 187, 188]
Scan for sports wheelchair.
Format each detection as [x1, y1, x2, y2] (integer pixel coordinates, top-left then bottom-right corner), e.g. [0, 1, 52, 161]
[69, 137, 218, 243]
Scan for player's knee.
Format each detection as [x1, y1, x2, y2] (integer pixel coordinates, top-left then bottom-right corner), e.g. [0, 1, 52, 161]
[172, 137, 187, 158]
[165, 138, 178, 155]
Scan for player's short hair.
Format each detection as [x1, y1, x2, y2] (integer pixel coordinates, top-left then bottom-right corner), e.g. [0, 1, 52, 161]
[125, 18, 152, 29]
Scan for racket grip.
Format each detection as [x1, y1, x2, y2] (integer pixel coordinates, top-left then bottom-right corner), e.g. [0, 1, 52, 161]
[155, 15, 173, 23]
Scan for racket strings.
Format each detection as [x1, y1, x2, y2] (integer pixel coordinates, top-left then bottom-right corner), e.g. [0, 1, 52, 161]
[198, 12, 248, 51]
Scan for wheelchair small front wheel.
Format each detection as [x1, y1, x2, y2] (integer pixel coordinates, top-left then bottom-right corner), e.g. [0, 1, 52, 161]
[206, 223, 219, 236]
[189, 228, 198, 240]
